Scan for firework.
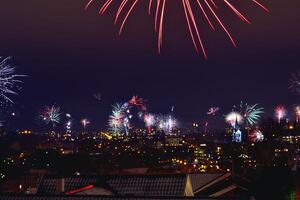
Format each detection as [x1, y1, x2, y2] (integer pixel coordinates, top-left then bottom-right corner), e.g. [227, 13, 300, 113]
[233, 102, 264, 126]
[65, 113, 72, 133]
[243, 104, 264, 126]
[249, 130, 264, 142]
[295, 106, 300, 123]
[80, 118, 91, 132]
[93, 93, 102, 101]
[156, 114, 177, 134]
[207, 107, 219, 116]
[40, 105, 62, 127]
[225, 112, 243, 127]
[66, 120, 72, 133]
[108, 96, 149, 135]
[85, 0, 269, 58]
[0, 57, 26, 104]
[275, 105, 287, 123]
[289, 72, 300, 94]
[144, 113, 156, 128]
[129, 96, 147, 111]
[171, 106, 175, 112]
[108, 103, 126, 135]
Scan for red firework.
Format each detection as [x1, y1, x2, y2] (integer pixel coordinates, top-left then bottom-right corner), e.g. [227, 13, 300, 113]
[85, 0, 269, 59]
[129, 96, 147, 112]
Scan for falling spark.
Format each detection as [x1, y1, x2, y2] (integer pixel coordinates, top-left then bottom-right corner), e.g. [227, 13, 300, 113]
[85, 0, 269, 58]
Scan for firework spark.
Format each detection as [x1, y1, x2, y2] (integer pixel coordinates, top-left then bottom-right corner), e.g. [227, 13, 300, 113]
[40, 105, 62, 127]
[275, 105, 287, 123]
[85, 0, 269, 58]
[0, 57, 26, 104]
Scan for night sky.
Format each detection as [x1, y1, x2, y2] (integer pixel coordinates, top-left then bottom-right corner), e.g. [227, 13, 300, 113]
[0, 0, 299, 130]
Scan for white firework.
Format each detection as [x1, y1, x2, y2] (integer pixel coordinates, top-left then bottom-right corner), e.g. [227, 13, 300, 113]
[0, 57, 25, 104]
[225, 112, 243, 127]
[108, 103, 126, 135]
[156, 115, 177, 134]
[41, 105, 62, 127]
[144, 114, 156, 128]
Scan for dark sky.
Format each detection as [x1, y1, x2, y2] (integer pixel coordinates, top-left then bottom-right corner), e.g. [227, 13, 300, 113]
[0, 0, 299, 130]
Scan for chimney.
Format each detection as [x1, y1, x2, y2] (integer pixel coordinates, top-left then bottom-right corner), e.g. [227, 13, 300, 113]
[56, 178, 65, 194]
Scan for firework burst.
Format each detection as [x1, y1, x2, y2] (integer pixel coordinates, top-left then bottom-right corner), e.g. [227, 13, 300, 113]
[249, 129, 264, 142]
[40, 105, 62, 127]
[0, 57, 26, 104]
[275, 105, 287, 124]
[233, 102, 264, 126]
[156, 114, 177, 134]
[93, 92, 102, 101]
[243, 104, 264, 126]
[144, 113, 156, 128]
[85, 0, 269, 58]
[289, 72, 300, 95]
[295, 106, 300, 123]
[81, 118, 91, 133]
[108, 96, 149, 135]
[225, 112, 243, 127]
[108, 103, 126, 135]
